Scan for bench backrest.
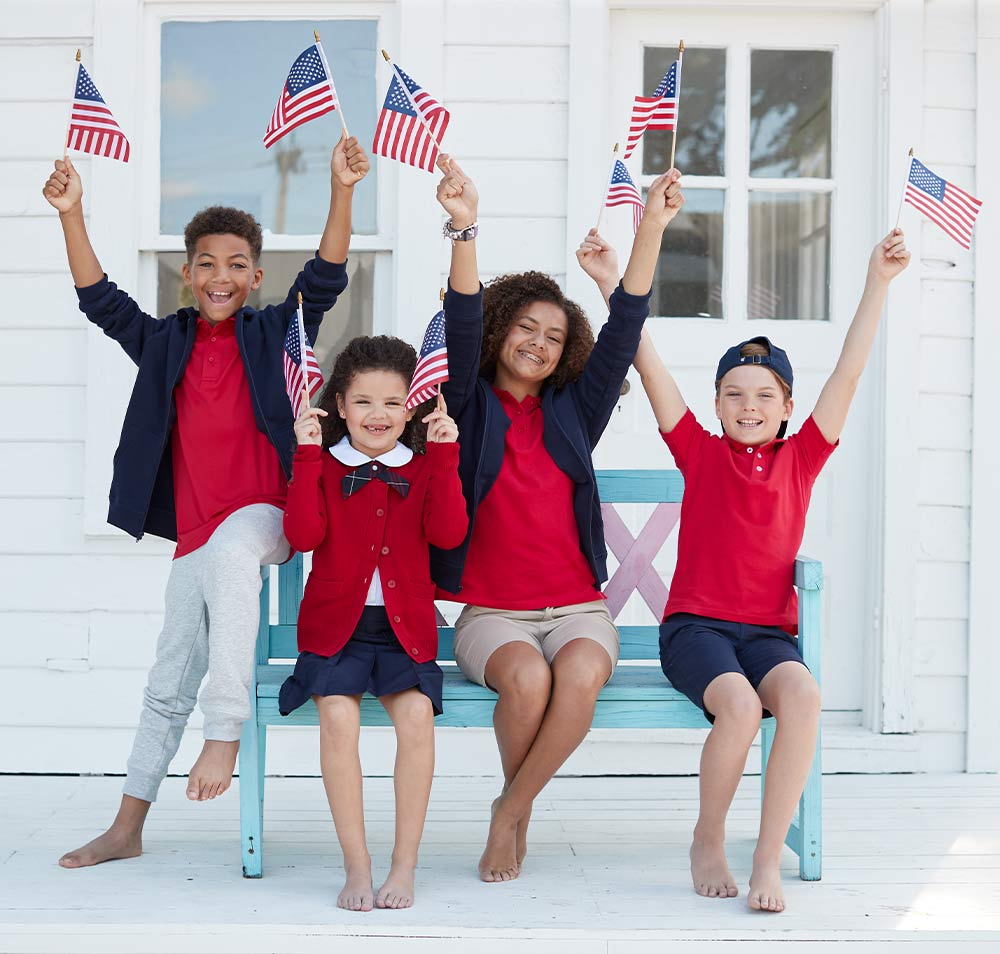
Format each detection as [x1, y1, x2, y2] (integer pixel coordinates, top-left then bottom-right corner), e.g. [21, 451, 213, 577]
[264, 469, 685, 663]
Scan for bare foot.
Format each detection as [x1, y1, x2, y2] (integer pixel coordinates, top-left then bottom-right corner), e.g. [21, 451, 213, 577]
[59, 827, 142, 868]
[186, 740, 239, 801]
[375, 859, 416, 909]
[690, 837, 738, 898]
[338, 864, 374, 912]
[478, 798, 519, 882]
[748, 858, 785, 913]
[516, 803, 532, 869]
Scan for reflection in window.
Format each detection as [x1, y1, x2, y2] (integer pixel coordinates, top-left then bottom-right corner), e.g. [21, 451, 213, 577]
[160, 20, 378, 235]
[157, 252, 375, 372]
[747, 192, 829, 320]
[749, 50, 832, 178]
[649, 189, 724, 319]
[642, 47, 725, 177]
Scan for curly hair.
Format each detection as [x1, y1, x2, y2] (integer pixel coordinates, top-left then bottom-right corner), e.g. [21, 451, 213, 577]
[481, 271, 594, 390]
[183, 206, 263, 263]
[316, 335, 432, 454]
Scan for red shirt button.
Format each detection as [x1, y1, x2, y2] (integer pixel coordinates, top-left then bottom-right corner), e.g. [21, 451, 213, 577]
[393, 615, 401, 623]
[208, 356, 215, 363]
[387, 580, 396, 588]
[210, 336, 217, 342]
[411, 648, 418, 656]
[381, 546, 389, 554]
[376, 508, 385, 517]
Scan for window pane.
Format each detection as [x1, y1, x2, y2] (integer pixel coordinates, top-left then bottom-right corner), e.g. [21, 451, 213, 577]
[161, 21, 378, 235]
[157, 252, 375, 372]
[747, 192, 829, 320]
[749, 50, 832, 178]
[649, 188, 724, 319]
[642, 47, 725, 177]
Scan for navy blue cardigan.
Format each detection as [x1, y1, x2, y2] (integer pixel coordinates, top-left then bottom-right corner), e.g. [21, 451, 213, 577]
[76, 254, 348, 542]
[432, 282, 651, 595]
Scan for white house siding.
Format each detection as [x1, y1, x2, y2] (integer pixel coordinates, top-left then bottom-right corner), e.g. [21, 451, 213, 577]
[0, 0, 989, 776]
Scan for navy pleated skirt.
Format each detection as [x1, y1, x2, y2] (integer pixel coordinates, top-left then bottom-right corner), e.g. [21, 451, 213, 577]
[278, 605, 444, 716]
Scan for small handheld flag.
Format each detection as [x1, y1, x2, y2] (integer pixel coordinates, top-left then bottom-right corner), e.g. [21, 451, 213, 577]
[373, 54, 450, 173]
[903, 156, 982, 250]
[284, 295, 324, 418]
[406, 308, 448, 409]
[66, 58, 131, 163]
[624, 56, 681, 160]
[264, 41, 340, 149]
[605, 160, 645, 234]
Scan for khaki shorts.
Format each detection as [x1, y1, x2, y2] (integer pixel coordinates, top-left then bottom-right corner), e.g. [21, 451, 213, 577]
[453, 600, 620, 688]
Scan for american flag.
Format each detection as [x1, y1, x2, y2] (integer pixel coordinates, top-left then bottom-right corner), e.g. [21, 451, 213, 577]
[904, 157, 982, 250]
[263, 43, 339, 149]
[406, 309, 448, 410]
[624, 59, 681, 160]
[66, 64, 130, 163]
[283, 308, 324, 418]
[605, 160, 645, 233]
[373, 64, 450, 173]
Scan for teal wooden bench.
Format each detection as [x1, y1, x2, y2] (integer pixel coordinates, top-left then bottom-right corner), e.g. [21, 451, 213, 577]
[238, 469, 823, 881]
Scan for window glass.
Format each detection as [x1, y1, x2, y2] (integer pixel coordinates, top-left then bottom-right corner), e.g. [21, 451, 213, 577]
[747, 191, 830, 320]
[160, 20, 378, 235]
[156, 251, 375, 372]
[642, 47, 725, 177]
[649, 188, 725, 319]
[749, 50, 832, 178]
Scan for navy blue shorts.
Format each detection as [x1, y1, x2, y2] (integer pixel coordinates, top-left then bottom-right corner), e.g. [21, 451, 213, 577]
[279, 606, 444, 717]
[659, 613, 806, 722]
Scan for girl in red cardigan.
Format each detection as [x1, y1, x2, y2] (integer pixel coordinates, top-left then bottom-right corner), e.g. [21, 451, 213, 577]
[279, 336, 468, 912]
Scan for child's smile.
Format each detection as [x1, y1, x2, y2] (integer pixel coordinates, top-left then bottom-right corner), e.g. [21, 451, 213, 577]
[715, 366, 792, 446]
[336, 370, 416, 458]
[181, 233, 263, 325]
[495, 301, 568, 394]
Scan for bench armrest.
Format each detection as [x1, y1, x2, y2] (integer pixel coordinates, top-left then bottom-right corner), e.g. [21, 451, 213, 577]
[794, 555, 823, 679]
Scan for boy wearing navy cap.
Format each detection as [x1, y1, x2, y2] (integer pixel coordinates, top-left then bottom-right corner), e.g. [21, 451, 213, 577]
[578, 226, 910, 913]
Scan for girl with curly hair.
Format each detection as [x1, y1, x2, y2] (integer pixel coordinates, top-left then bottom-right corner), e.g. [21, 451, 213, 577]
[430, 155, 685, 882]
[278, 337, 468, 912]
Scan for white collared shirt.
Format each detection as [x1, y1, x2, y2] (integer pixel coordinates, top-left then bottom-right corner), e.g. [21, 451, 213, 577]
[329, 437, 414, 605]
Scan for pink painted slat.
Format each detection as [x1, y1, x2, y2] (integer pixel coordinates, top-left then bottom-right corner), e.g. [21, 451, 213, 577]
[601, 502, 680, 619]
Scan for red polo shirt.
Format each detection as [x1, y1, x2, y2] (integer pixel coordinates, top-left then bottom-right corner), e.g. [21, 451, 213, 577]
[450, 388, 603, 610]
[171, 316, 287, 558]
[661, 409, 837, 633]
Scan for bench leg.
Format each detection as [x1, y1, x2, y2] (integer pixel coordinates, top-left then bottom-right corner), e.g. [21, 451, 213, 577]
[239, 716, 264, 878]
[796, 728, 822, 881]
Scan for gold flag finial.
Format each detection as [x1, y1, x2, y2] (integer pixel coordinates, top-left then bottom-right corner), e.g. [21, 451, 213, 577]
[439, 287, 445, 302]
[381, 49, 391, 62]
[313, 30, 320, 43]
[613, 142, 619, 153]
[908, 147, 914, 156]
[679, 40, 685, 54]
[75, 49, 81, 62]
[297, 291, 303, 305]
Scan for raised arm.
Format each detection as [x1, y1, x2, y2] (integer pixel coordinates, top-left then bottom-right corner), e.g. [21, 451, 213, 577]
[622, 169, 684, 295]
[435, 155, 484, 416]
[633, 326, 687, 433]
[811, 228, 910, 443]
[43, 157, 103, 288]
[319, 133, 369, 265]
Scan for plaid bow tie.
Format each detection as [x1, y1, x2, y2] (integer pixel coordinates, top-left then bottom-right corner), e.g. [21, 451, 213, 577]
[342, 460, 410, 499]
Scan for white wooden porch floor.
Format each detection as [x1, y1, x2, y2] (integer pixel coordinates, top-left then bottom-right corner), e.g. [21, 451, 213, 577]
[2, 773, 999, 952]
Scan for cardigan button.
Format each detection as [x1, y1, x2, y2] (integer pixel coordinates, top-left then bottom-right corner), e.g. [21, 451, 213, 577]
[393, 615, 401, 623]
[387, 580, 396, 588]
[381, 546, 389, 554]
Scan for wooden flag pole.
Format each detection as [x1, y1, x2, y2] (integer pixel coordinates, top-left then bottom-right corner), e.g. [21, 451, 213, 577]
[381, 49, 448, 153]
[893, 147, 915, 231]
[297, 291, 310, 411]
[669, 40, 684, 171]
[314, 31, 350, 139]
[63, 49, 81, 159]
[595, 142, 620, 233]
[437, 286, 445, 402]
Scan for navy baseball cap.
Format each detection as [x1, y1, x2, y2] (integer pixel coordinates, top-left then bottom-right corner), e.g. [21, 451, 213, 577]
[715, 336, 794, 439]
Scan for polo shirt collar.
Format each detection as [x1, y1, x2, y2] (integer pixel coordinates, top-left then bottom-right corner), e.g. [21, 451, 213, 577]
[494, 387, 542, 413]
[195, 315, 236, 339]
[329, 435, 413, 467]
[722, 431, 784, 456]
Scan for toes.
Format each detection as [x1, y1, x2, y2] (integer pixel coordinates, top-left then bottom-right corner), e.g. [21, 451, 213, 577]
[727, 885, 739, 898]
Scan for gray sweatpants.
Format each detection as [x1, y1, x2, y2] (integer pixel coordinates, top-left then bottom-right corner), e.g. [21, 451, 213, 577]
[124, 504, 289, 802]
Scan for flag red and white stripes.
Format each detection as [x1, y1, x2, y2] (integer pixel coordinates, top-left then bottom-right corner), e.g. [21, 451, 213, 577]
[904, 157, 983, 250]
[66, 63, 130, 162]
[284, 307, 324, 419]
[606, 160, 645, 234]
[406, 309, 448, 409]
[264, 42, 339, 149]
[373, 64, 450, 173]
[623, 59, 680, 160]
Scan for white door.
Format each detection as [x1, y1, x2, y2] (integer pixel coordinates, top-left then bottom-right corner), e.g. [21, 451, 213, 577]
[597, 6, 881, 717]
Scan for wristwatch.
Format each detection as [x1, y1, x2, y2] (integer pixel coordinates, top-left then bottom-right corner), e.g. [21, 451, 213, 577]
[443, 219, 479, 242]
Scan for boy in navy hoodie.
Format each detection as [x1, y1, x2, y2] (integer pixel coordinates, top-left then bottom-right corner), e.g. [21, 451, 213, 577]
[43, 135, 369, 868]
